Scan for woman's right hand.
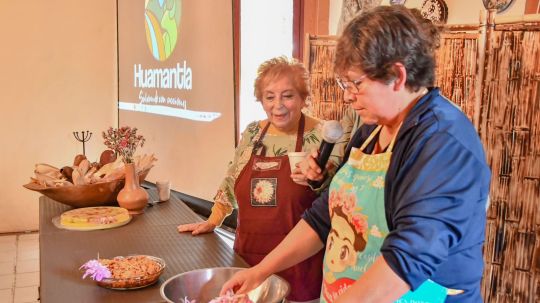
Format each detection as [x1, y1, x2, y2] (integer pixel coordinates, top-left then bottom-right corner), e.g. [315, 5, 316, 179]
[305, 149, 325, 182]
[219, 266, 268, 297]
[177, 221, 216, 235]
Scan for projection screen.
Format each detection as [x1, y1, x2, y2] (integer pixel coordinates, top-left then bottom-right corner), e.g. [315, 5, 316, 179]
[118, 0, 236, 201]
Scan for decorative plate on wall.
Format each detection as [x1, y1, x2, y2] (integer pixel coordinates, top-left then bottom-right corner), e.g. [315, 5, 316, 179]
[482, 0, 516, 13]
[421, 0, 448, 24]
[390, 0, 407, 5]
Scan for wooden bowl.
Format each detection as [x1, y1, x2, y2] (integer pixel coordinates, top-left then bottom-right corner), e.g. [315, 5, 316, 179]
[23, 168, 150, 208]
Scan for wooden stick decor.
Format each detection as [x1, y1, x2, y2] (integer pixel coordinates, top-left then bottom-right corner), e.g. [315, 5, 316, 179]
[479, 13, 540, 303]
[304, 36, 347, 121]
[434, 33, 479, 123]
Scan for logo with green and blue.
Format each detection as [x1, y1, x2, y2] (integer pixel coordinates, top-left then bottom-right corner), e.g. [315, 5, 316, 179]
[145, 0, 182, 61]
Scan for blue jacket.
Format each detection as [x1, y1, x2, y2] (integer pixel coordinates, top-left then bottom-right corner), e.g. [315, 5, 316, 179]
[303, 88, 491, 302]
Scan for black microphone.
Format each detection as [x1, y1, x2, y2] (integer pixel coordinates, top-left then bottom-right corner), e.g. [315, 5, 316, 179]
[307, 120, 343, 187]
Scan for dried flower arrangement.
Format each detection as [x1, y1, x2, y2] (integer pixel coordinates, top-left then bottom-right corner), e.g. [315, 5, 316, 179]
[102, 126, 146, 164]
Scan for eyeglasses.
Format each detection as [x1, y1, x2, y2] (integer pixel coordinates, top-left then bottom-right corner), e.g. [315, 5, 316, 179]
[335, 75, 367, 94]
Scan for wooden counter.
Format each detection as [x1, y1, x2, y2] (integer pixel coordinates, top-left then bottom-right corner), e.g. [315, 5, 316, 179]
[39, 190, 246, 303]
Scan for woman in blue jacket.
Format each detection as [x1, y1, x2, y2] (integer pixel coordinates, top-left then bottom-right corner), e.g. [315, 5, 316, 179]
[221, 5, 491, 303]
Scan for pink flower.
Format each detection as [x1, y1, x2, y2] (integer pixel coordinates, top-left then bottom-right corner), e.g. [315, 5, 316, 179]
[80, 259, 111, 282]
[342, 193, 356, 215]
[351, 214, 368, 235]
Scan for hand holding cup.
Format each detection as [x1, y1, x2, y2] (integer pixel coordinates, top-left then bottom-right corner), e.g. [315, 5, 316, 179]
[288, 152, 309, 185]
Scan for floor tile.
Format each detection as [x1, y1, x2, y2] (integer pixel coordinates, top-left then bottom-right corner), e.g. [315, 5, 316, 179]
[0, 233, 41, 302]
[14, 286, 38, 303]
[0, 235, 16, 244]
[0, 288, 13, 302]
[16, 248, 38, 261]
[16, 241, 38, 251]
[0, 273, 14, 289]
[15, 272, 39, 288]
[0, 250, 16, 263]
[0, 261, 15, 275]
[15, 260, 39, 274]
[0, 241, 16, 253]
[17, 234, 38, 241]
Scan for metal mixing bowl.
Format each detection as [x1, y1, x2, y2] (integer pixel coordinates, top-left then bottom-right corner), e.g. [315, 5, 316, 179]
[160, 267, 290, 303]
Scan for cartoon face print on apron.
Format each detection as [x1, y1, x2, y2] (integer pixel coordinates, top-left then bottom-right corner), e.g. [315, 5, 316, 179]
[321, 125, 451, 303]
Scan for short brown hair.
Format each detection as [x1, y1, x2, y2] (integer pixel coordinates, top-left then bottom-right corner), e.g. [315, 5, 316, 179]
[254, 56, 310, 101]
[335, 5, 440, 91]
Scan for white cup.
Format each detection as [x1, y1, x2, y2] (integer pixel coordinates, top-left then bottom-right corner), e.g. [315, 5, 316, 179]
[156, 180, 171, 201]
[287, 152, 308, 174]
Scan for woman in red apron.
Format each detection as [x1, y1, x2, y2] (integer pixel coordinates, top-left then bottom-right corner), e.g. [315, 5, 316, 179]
[234, 114, 324, 302]
[178, 56, 337, 302]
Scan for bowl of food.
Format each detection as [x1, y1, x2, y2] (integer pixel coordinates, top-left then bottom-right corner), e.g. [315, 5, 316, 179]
[160, 267, 290, 303]
[23, 153, 156, 208]
[23, 168, 150, 208]
[92, 255, 166, 290]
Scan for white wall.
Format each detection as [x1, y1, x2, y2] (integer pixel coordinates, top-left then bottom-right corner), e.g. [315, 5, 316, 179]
[0, 0, 117, 232]
[329, 0, 527, 34]
[444, 0, 525, 24]
[329, 0, 343, 35]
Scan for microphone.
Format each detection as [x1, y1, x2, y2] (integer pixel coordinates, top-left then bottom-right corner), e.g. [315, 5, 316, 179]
[307, 120, 343, 187]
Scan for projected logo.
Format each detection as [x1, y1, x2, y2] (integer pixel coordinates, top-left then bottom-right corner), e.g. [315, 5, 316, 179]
[144, 0, 182, 61]
[121, 0, 221, 122]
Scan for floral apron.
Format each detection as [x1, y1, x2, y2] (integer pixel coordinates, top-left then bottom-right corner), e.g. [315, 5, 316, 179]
[234, 114, 325, 302]
[321, 125, 448, 303]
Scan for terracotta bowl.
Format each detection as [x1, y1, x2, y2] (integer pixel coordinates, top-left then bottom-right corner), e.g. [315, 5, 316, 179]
[23, 168, 150, 208]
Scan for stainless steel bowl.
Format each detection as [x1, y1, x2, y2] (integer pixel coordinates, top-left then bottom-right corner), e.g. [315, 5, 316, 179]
[160, 267, 290, 303]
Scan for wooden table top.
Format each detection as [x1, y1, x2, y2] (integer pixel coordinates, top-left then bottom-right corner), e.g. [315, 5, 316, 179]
[39, 189, 246, 303]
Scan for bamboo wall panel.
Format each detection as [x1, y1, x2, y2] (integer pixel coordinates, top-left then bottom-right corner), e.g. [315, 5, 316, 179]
[435, 32, 479, 122]
[305, 34, 477, 121]
[304, 37, 347, 121]
[480, 28, 540, 303]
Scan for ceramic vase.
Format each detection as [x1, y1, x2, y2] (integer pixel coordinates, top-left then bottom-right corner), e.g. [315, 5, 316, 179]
[117, 163, 148, 215]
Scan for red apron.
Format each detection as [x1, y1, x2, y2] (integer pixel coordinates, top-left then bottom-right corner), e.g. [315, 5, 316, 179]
[234, 115, 324, 301]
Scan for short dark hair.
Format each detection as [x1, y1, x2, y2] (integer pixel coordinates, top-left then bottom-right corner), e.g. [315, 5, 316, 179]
[334, 5, 440, 91]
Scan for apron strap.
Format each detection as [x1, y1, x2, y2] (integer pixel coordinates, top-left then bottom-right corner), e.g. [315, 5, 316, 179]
[386, 123, 401, 153]
[253, 122, 271, 156]
[359, 123, 401, 154]
[294, 114, 305, 152]
[253, 114, 306, 156]
[359, 125, 382, 153]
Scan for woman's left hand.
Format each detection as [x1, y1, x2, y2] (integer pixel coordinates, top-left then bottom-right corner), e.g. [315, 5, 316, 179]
[177, 221, 216, 235]
[290, 163, 309, 186]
